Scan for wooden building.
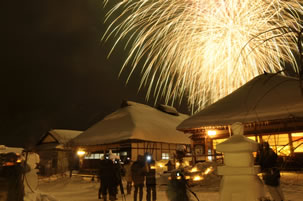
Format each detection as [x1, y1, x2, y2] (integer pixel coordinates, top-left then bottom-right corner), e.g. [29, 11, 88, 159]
[71, 101, 191, 169]
[177, 73, 303, 167]
[35, 129, 82, 175]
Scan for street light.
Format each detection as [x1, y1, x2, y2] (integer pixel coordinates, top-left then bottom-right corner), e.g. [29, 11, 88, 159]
[77, 150, 86, 157]
[207, 130, 216, 137]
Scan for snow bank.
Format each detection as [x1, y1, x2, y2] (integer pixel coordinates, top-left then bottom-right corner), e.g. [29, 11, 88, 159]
[35, 171, 303, 201]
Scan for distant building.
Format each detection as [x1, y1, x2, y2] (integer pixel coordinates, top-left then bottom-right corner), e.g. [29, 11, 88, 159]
[71, 101, 191, 170]
[35, 129, 82, 176]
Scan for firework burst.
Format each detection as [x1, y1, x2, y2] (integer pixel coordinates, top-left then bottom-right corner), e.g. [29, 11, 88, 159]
[103, 0, 303, 112]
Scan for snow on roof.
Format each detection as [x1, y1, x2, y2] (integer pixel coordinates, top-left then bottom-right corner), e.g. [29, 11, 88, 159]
[0, 145, 23, 154]
[45, 129, 83, 145]
[177, 73, 303, 131]
[72, 101, 191, 146]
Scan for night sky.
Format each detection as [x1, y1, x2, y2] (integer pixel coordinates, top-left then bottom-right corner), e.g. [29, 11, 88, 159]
[1, 1, 189, 148]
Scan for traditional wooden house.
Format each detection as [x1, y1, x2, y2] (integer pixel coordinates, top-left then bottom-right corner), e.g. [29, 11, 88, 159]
[177, 73, 303, 168]
[35, 129, 82, 175]
[71, 101, 191, 169]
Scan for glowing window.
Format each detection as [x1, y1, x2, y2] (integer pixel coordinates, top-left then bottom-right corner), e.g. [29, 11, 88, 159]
[84, 153, 104, 159]
[162, 153, 169, 160]
[292, 133, 303, 153]
[213, 139, 227, 150]
[261, 134, 290, 156]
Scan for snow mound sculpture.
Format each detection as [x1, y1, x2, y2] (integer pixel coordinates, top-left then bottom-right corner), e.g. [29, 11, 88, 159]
[216, 122, 264, 201]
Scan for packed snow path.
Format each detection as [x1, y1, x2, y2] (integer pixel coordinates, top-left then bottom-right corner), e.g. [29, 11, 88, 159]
[37, 172, 303, 201]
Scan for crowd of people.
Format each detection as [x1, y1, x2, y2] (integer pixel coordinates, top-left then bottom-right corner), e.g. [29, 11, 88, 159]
[97, 141, 284, 201]
[98, 153, 156, 201]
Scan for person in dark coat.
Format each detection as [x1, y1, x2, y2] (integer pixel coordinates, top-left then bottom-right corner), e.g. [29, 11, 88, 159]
[145, 155, 156, 201]
[166, 170, 190, 201]
[123, 159, 133, 194]
[257, 142, 285, 201]
[98, 156, 116, 201]
[131, 155, 147, 201]
[113, 159, 125, 200]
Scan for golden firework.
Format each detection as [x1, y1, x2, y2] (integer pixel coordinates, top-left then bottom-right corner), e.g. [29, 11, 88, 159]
[103, 0, 302, 112]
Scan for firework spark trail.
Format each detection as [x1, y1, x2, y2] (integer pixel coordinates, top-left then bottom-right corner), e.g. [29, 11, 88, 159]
[103, 0, 303, 112]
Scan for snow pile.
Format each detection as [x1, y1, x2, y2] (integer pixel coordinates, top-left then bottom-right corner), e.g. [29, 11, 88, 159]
[0, 145, 23, 154]
[24, 192, 58, 201]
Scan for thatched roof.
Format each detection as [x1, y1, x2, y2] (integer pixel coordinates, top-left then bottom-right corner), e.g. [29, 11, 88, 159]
[177, 73, 303, 133]
[72, 101, 191, 146]
[37, 129, 83, 148]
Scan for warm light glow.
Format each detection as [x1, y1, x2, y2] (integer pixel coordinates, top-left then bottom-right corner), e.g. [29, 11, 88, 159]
[3, 162, 15, 166]
[192, 175, 203, 181]
[150, 165, 156, 169]
[190, 167, 198, 173]
[184, 161, 189, 166]
[77, 150, 86, 156]
[16, 159, 22, 163]
[103, 0, 302, 112]
[203, 167, 213, 175]
[207, 130, 217, 136]
[158, 163, 164, 168]
[185, 175, 191, 180]
[176, 176, 182, 180]
[175, 162, 180, 168]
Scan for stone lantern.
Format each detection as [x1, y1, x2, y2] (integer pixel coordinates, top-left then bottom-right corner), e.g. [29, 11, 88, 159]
[216, 122, 264, 201]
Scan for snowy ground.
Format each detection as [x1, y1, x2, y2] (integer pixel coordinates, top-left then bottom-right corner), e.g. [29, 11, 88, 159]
[32, 171, 303, 201]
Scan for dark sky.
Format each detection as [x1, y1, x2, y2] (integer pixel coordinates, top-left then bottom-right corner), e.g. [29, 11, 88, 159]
[1, 0, 189, 148]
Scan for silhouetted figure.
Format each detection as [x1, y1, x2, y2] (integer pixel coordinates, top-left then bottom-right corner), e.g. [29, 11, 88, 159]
[258, 142, 284, 201]
[165, 160, 174, 171]
[98, 157, 116, 201]
[113, 159, 125, 200]
[131, 155, 147, 201]
[124, 160, 133, 194]
[166, 170, 190, 201]
[145, 154, 156, 201]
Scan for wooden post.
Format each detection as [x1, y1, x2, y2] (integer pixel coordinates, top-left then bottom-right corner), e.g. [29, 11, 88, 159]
[210, 138, 214, 161]
[288, 133, 294, 156]
[191, 138, 196, 165]
[204, 136, 208, 161]
[258, 135, 263, 144]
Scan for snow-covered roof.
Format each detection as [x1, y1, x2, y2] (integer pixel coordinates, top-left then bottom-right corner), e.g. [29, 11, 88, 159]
[0, 145, 23, 154]
[39, 129, 83, 145]
[177, 73, 303, 131]
[72, 101, 191, 146]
